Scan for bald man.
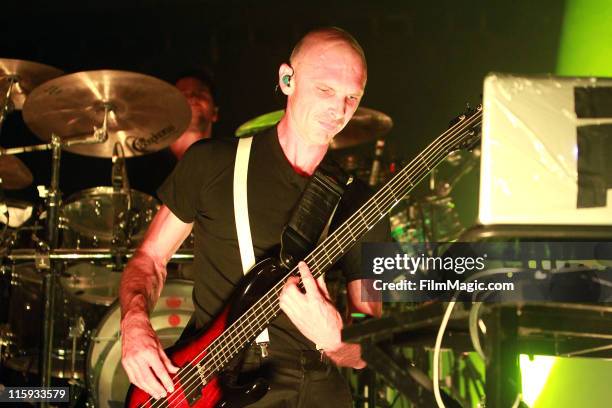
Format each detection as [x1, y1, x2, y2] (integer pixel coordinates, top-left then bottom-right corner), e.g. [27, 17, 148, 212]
[120, 27, 387, 407]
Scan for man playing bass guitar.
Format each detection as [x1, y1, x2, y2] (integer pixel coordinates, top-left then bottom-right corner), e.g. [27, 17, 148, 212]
[120, 27, 388, 407]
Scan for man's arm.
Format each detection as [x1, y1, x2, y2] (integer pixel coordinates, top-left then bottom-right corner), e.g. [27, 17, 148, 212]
[279, 262, 382, 369]
[120, 205, 193, 399]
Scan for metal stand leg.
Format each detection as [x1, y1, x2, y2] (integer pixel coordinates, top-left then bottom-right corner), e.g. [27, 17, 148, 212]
[485, 306, 522, 408]
[39, 135, 62, 408]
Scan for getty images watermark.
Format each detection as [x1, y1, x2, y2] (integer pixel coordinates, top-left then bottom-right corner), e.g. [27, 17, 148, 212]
[361, 242, 612, 302]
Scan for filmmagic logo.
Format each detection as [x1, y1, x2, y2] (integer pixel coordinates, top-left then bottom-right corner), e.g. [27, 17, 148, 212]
[371, 279, 514, 293]
[371, 253, 487, 275]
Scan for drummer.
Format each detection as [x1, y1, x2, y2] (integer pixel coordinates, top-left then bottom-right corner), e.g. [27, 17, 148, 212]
[170, 69, 219, 159]
[125, 69, 219, 197]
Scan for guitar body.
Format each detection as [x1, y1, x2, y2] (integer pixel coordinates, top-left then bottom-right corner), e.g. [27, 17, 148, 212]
[125, 258, 286, 408]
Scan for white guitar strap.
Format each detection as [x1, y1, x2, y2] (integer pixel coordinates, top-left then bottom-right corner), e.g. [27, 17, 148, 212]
[233, 136, 270, 346]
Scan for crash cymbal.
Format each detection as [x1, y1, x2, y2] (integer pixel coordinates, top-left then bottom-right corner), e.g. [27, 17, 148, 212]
[330, 107, 393, 149]
[0, 154, 33, 189]
[0, 59, 64, 110]
[234, 107, 393, 149]
[22, 70, 191, 157]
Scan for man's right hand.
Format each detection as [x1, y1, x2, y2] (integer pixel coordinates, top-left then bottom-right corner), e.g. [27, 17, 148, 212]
[121, 312, 179, 399]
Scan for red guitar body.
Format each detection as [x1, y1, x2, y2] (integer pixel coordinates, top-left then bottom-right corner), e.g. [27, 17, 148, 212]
[125, 258, 285, 408]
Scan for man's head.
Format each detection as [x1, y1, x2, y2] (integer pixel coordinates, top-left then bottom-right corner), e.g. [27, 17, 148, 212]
[175, 69, 219, 136]
[278, 27, 367, 146]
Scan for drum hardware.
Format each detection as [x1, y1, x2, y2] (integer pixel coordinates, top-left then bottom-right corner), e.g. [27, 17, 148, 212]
[6, 248, 194, 262]
[68, 316, 86, 380]
[110, 141, 133, 250]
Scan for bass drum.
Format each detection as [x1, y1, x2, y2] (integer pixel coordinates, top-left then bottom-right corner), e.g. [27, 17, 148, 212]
[87, 280, 194, 407]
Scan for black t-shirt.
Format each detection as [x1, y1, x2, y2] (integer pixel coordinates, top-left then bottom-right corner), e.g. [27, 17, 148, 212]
[158, 126, 389, 351]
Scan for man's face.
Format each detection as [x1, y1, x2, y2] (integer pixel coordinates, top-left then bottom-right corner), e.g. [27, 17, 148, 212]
[286, 42, 366, 146]
[176, 77, 218, 132]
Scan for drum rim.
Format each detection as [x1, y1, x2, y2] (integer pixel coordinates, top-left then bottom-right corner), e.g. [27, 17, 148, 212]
[85, 279, 194, 406]
[62, 186, 158, 206]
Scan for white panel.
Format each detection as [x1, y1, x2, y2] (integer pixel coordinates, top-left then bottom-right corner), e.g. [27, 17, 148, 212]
[479, 74, 612, 225]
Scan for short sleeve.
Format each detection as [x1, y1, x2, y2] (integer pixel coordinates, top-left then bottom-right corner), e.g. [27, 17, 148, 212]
[157, 139, 216, 223]
[332, 179, 392, 282]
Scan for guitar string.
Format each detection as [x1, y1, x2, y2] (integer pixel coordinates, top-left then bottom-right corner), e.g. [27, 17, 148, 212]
[147, 110, 481, 408]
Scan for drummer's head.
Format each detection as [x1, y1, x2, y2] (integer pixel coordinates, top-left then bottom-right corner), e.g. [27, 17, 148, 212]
[175, 69, 219, 136]
[278, 27, 367, 146]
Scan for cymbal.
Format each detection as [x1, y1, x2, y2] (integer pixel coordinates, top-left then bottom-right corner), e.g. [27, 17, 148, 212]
[235, 110, 284, 137]
[234, 107, 393, 149]
[330, 107, 393, 149]
[0, 154, 33, 189]
[0, 59, 64, 110]
[22, 70, 191, 157]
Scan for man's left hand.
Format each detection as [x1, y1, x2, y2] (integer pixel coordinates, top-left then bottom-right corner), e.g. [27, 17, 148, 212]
[279, 261, 343, 351]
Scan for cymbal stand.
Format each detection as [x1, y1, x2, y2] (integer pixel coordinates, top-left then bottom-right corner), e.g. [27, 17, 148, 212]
[111, 140, 131, 270]
[38, 109, 109, 408]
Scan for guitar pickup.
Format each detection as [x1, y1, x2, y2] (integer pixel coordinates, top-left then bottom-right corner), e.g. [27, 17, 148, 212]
[177, 363, 205, 406]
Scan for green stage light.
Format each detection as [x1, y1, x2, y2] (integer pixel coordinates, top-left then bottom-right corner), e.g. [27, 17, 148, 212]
[520, 355, 557, 407]
[557, 0, 612, 76]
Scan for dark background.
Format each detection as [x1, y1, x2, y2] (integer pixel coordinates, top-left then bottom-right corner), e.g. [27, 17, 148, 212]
[0, 0, 565, 226]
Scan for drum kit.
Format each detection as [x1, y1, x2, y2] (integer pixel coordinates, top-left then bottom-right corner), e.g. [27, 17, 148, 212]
[0, 59, 195, 406]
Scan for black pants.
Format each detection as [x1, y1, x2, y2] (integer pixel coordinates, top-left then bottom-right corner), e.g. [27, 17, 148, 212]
[240, 346, 353, 408]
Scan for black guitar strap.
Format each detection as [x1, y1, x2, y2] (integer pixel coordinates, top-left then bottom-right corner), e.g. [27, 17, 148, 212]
[280, 158, 352, 269]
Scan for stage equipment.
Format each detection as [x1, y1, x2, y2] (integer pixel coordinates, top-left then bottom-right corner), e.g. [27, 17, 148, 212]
[480, 74, 612, 226]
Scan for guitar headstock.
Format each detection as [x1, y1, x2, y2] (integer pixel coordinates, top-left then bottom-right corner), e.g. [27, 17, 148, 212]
[447, 104, 482, 153]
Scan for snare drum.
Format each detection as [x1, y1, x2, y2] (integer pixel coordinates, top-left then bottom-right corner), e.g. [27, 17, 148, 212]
[87, 280, 194, 407]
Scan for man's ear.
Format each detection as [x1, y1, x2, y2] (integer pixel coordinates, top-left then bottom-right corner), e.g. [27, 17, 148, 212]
[278, 63, 294, 96]
[212, 106, 219, 123]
